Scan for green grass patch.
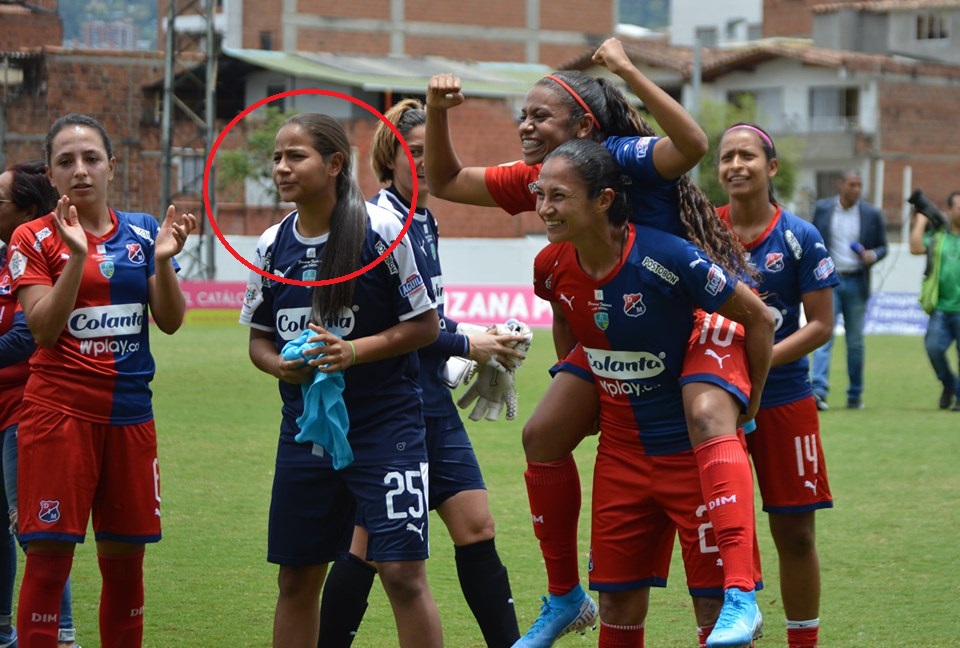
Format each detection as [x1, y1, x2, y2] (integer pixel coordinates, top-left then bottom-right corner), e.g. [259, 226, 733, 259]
[48, 324, 958, 646]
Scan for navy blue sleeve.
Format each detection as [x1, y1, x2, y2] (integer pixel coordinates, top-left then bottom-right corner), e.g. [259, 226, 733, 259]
[0, 311, 36, 368]
[423, 313, 469, 358]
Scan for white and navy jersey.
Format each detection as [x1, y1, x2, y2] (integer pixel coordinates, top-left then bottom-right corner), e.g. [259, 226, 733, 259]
[371, 186, 466, 418]
[534, 224, 738, 455]
[240, 202, 436, 467]
[718, 205, 839, 407]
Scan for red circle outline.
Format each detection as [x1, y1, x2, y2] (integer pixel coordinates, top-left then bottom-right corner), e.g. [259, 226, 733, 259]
[202, 88, 417, 287]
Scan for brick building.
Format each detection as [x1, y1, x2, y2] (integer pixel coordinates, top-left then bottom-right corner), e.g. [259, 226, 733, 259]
[3, 0, 959, 240]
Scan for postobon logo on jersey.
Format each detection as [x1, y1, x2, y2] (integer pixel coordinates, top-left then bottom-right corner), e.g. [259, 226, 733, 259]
[68, 304, 145, 338]
[583, 347, 665, 379]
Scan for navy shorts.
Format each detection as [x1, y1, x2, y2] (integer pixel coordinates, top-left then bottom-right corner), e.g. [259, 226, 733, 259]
[425, 413, 486, 510]
[268, 458, 431, 565]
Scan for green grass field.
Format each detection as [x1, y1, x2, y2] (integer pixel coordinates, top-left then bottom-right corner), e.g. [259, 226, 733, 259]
[46, 316, 960, 646]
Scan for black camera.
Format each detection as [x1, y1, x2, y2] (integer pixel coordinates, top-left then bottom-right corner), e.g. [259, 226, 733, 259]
[908, 189, 947, 230]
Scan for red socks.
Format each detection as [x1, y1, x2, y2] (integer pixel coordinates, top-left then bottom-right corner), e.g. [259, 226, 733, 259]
[98, 551, 145, 648]
[787, 621, 820, 647]
[524, 455, 581, 595]
[599, 622, 645, 647]
[694, 435, 756, 591]
[17, 552, 73, 647]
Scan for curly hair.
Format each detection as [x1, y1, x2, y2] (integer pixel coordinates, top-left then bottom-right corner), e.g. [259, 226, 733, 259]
[538, 71, 753, 280]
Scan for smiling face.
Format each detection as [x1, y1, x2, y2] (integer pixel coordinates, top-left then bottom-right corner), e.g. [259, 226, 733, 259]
[517, 85, 584, 166]
[272, 123, 342, 207]
[717, 129, 778, 201]
[388, 124, 426, 206]
[46, 125, 115, 212]
[534, 154, 609, 245]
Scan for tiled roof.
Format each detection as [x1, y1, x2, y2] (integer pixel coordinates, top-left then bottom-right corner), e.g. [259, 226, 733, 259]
[812, 0, 960, 13]
[560, 38, 960, 81]
[702, 41, 960, 80]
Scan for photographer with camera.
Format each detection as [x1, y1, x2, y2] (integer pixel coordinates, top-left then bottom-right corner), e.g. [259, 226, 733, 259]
[811, 169, 887, 410]
[909, 190, 960, 410]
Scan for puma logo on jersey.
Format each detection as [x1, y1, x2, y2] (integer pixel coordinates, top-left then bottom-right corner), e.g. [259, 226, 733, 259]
[406, 522, 425, 542]
[804, 480, 818, 494]
[559, 293, 575, 309]
[689, 255, 706, 269]
[704, 349, 730, 368]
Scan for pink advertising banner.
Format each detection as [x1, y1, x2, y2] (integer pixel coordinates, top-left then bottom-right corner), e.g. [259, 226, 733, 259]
[181, 281, 555, 328]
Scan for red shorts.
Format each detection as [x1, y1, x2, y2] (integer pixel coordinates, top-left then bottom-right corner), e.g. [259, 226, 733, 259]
[587, 438, 762, 596]
[17, 401, 162, 543]
[680, 309, 751, 410]
[747, 396, 833, 514]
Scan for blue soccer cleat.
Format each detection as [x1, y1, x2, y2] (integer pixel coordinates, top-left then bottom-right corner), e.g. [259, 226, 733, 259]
[706, 588, 763, 648]
[513, 584, 598, 648]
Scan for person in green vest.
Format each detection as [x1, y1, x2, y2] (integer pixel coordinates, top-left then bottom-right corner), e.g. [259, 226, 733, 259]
[909, 190, 960, 410]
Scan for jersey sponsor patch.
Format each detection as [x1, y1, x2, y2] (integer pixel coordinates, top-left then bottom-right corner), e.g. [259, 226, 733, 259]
[99, 261, 115, 278]
[68, 304, 145, 339]
[8, 250, 25, 280]
[34, 227, 52, 251]
[705, 264, 727, 296]
[583, 347, 666, 379]
[814, 256, 836, 280]
[399, 273, 425, 298]
[128, 223, 154, 243]
[785, 230, 802, 260]
[375, 240, 399, 275]
[634, 137, 653, 157]
[641, 256, 679, 285]
[0, 275, 10, 296]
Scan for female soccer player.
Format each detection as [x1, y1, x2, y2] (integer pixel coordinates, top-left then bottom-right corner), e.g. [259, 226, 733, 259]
[426, 37, 766, 647]
[239, 113, 443, 648]
[531, 138, 771, 648]
[8, 113, 197, 647]
[0, 160, 80, 648]
[716, 123, 836, 648]
[317, 99, 524, 647]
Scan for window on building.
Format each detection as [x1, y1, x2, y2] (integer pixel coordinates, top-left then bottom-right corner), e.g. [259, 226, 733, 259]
[816, 171, 844, 200]
[695, 27, 718, 47]
[174, 150, 205, 195]
[808, 86, 859, 132]
[727, 88, 784, 130]
[260, 31, 273, 50]
[267, 84, 285, 110]
[916, 13, 949, 40]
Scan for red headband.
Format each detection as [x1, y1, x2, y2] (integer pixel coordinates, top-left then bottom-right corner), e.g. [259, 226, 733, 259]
[544, 74, 602, 131]
[724, 124, 775, 152]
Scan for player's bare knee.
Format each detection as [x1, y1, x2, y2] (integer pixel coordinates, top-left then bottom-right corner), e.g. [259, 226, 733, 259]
[378, 561, 429, 601]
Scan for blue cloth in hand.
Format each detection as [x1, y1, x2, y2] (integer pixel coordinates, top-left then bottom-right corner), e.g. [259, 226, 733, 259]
[281, 330, 353, 469]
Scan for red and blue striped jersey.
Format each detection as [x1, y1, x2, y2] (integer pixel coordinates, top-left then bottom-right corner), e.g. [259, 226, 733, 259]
[534, 225, 737, 455]
[8, 210, 163, 425]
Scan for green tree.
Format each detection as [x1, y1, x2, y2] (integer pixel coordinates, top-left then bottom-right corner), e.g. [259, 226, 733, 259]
[695, 95, 802, 207]
[217, 107, 299, 204]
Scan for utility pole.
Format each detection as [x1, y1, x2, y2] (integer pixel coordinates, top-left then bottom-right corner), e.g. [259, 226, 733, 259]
[160, 0, 219, 279]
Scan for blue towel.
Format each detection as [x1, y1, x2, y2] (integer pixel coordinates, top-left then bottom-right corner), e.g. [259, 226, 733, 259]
[281, 331, 353, 470]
